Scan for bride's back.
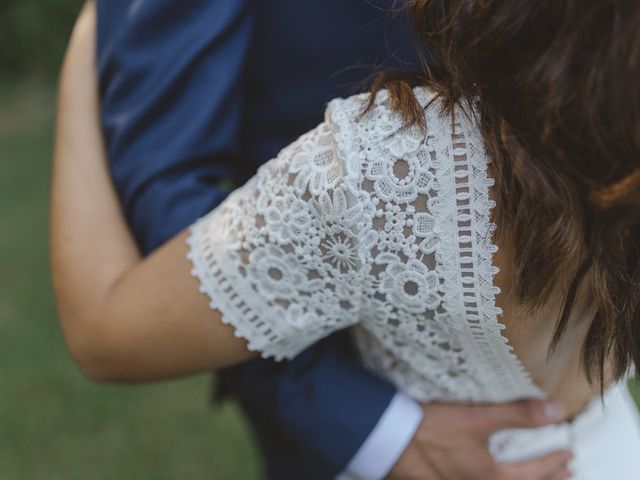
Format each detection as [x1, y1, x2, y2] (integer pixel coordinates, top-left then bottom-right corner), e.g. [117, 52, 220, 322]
[329, 89, 599, 417]
[494, 243, 599, 418]
[362, 0, 640, 414]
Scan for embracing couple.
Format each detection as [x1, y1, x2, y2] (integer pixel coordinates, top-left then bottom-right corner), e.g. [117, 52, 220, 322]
[51, 1, 640, 479]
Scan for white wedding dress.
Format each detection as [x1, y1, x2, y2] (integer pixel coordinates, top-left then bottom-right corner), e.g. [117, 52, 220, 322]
[187, 88, 640, 479]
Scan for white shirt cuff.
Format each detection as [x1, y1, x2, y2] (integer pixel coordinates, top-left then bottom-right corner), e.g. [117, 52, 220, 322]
[336, 391, 424, 480]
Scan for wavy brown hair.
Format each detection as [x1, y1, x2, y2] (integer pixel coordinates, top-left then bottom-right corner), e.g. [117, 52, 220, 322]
[372, 0, 640, 385]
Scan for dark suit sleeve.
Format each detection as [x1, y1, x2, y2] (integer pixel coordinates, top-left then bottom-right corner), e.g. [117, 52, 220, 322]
[97, 0, 251, 252]
[96, 1, 397, 475]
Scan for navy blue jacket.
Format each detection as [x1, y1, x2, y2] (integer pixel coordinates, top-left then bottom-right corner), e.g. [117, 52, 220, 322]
[97, 1, 418, 478]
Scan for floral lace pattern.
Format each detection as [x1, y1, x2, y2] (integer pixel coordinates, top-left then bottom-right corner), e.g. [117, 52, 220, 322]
[188, 88, 543, 403]
[188, 122, 366, 360]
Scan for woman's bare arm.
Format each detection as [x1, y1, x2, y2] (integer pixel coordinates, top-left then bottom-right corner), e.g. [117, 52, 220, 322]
[50, 2, 255, 382]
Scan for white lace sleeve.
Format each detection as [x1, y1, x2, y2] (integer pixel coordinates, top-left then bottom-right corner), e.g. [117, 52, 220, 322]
[187, 121, 365, 361]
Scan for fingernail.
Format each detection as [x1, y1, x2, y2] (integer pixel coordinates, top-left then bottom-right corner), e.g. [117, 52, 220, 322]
[544, 401, 565, 421]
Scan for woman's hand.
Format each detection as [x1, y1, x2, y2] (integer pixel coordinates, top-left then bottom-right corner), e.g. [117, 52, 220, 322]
[50, 1, 255, 382]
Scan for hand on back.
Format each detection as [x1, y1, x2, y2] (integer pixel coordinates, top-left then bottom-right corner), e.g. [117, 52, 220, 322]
[387, 399, 573, 480]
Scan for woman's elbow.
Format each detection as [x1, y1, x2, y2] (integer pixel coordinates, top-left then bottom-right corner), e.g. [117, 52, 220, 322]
[58, 311, 128, 382]
[69, 347, 118, 382]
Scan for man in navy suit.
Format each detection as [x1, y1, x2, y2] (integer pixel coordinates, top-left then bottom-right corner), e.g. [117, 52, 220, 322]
[95, 2, 572, 479]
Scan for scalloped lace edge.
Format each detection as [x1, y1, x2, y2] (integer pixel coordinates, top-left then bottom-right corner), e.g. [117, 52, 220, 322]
[186, 221, 291, 362]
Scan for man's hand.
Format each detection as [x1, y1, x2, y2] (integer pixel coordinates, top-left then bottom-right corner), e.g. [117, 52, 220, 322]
[387, 399, 573, 480]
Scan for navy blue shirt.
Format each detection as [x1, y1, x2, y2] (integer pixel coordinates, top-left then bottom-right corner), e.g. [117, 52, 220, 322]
[97, 1, 418, 477]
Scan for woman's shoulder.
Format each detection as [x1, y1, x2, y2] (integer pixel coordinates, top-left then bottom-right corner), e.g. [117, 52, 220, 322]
[323, 87, 477, 171]
[325, 86, 439, 144]
[322, 87, 485, 191]
[326, 86, 438, 120]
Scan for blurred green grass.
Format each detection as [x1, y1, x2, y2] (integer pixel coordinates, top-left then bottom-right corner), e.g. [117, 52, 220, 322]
[0, 0, 83, 81]
[0, 83, 261, 480]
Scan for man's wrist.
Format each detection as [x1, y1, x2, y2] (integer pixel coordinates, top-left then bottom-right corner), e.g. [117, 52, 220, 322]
[337, 391, 424, 480]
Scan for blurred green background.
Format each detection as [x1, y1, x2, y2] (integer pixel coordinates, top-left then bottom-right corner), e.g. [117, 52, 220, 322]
[0, 1, 261, 479]
[0, 0, 85, 82]
[0, 2, 638, 480]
